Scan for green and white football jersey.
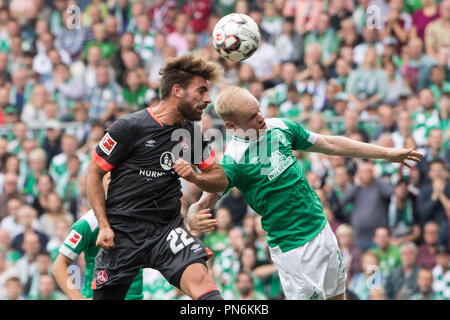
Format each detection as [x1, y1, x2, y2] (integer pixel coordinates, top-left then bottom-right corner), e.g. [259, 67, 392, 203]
[59, 209, 143, 299]
[220, 118, 327, 253]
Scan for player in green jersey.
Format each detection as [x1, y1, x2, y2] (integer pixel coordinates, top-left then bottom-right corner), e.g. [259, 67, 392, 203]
[52, 174, 143, 300]
[184, 86, 424, 300]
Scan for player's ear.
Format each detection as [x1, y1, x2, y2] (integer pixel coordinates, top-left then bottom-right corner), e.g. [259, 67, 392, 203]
[224, 120, 235, 130]
[172, 84, 184, 98]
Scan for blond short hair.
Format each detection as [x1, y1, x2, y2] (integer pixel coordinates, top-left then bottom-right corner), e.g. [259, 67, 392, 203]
[214, 86, 258, 121]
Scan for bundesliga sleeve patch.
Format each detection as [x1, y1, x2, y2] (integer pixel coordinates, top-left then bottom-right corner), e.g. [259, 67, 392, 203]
[99, 132, 117, 156]
[64, 230, 83, 249]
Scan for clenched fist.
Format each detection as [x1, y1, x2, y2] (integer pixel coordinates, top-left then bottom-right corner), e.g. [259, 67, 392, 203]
[173, 158, 198, 183]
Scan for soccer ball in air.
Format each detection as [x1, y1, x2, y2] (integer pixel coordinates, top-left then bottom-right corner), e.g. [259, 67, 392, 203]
[212, 13, 261, 62]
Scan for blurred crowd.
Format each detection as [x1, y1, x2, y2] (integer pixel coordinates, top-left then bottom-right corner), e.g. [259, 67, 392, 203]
[0, 0, 449, 300]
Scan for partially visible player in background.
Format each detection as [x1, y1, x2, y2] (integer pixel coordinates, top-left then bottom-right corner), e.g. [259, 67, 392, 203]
[52, 173, 143, 300]
[187, 86, 424, 300]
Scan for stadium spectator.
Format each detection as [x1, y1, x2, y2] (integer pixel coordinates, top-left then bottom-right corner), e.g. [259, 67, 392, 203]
[335, 224, 363, 281]
[45, 217, 70, 262]
[203, 206, 232, 266]
[85, 63, 122, 123]
[348, 251, 383, 300]
[0, 245, 18, 299]
[0, 173, 26, 221]
[380, 0, 412, 45]
[38, 192, 73, 239]
[283, 0, 325, 34]
[27, 250, 53, 299]
[304, 12, 340, 68]
[274, 16, 303, 66]
[369, 227, 402, 277]
[82, 23, 116, 61]
[15, 231, 41, 297]
[11, 205, 47, 255]
[417, 221, 440, 270]
[410, 0, 439, 42]
[432, 246, 450, 300]
[44, 63, 84, 121]
[339, 108, 370, 143]
[409, 268, 441, 300]
[4, 276, 25, 300]
[411, 88, 440, 148]
[417, 128, 449, 186]
[29, 273, 66, 300]
[235, 271, 267, 300]
[242, 22, 281, 87]
[340, 162, 394, 250]
[401, 38, 437, 93]
[424, 0, 450, 60]
[134, 13, 156, 67]
[388, 179, 421, 245]
[373, 104, 397, 140]
[20, 85, 50, 126]
[121, 68, 156, 111]
[213, 226, 245, 300]
[352, 26, 384, 67]
[384, 241, 420, 300]
[346, 47, 388, 114]
[417, 159, 450, 228]
[54, 8, 93, 60]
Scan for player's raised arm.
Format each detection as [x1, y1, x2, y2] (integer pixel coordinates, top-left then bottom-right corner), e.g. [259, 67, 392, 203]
[306, 134, 424, 167]
[173, 158, 229, 193]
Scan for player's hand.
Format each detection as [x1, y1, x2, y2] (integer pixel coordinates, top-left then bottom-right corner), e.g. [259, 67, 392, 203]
[385, 148, 424, 168]
[96, 226, 115, 251]
[187, 208, 218, 233]
[173, 158, 197, 183]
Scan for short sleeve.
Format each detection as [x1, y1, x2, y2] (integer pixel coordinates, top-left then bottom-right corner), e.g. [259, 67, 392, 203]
[219, 154, 239, 196]
[58, 222, 92, 261]
[282, 118, 317, 150]
[93, 118, 134, 172]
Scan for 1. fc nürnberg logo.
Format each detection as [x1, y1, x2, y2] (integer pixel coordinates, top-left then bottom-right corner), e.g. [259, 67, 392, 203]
[97, 270, 108, 284]
[160, 152, 175, 170]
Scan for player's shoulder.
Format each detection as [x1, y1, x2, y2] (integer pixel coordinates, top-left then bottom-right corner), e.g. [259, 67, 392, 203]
[78, 209, 99, 233]
[71, 209, 98, 234]
[266, 117, 294, 130]
[113, 109, 150, 127]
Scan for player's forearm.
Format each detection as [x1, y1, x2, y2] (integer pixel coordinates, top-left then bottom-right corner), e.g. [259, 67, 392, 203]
[321, 135, 390, 160]
[52, 255, 85, 300]
[86, 161, 109, 229]
[192, 165, 228, 193]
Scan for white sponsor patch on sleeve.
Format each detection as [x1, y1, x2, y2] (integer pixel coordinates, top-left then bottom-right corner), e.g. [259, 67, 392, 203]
[64, 230, 83, 249]
[308, 132, 317, 144]
[99, 132, 117, 156]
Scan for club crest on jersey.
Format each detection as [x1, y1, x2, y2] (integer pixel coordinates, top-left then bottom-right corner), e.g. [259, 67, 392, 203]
[160, 152, 175, 170]
[96, 270, 108, 285]
[64, 230, 82, 249]
[99, 133, 117, 155]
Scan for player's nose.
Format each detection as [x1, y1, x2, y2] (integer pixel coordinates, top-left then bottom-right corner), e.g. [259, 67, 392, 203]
[203, 92, 211, 104]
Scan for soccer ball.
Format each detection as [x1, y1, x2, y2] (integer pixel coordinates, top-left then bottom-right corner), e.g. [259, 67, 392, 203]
[212, 13, 261, 62]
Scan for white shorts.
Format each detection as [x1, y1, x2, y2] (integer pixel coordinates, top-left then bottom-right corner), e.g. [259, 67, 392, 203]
[268, 222, 347, 300]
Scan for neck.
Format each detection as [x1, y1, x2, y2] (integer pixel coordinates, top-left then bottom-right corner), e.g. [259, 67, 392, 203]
[403, 265, 414, 273]
[151, 100, 185, 126]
